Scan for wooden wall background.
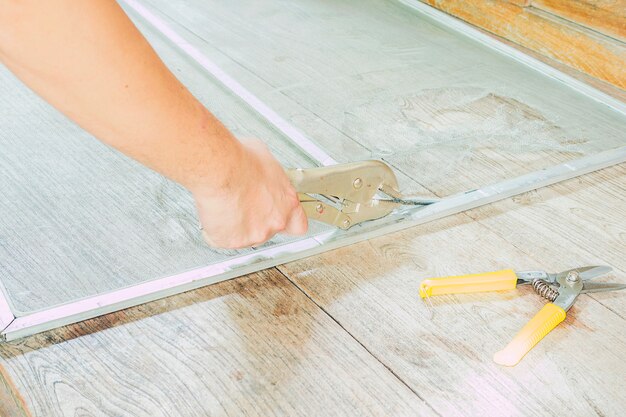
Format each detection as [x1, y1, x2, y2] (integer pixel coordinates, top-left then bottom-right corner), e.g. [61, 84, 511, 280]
[419, 0, 626, 90]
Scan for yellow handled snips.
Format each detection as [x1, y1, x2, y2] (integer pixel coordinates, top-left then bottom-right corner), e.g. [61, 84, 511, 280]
[420, 266, 625, 366]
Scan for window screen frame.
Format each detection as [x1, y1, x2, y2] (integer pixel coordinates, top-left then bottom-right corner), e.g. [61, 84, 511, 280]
[1, 0, 624, 342]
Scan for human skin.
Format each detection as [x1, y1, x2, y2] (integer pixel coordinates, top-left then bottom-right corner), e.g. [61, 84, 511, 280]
[0, 0, 307, 248]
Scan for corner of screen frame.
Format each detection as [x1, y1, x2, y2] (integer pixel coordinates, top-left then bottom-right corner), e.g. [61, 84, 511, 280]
[0, 291, 16, 343]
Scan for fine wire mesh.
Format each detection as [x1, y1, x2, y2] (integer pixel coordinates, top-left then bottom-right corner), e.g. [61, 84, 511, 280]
[141, 0, 626, 197]
[1, 0, 626, 316]
[0, 13, 328, 315]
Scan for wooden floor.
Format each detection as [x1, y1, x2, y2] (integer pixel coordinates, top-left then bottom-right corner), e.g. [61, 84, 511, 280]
[419, 0, 626, 90]
[1, 1, 626, 416]
[1, 165, 625, 416]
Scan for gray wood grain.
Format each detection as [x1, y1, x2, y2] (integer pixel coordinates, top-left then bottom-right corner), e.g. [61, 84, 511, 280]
[1, 2, 625, 416]
[466, 164, 626, 314]
[0, 269, 435, 417]
[280, 164, 626, 417]
[3, 167, 623, 417]
[143, 0, 626, 196]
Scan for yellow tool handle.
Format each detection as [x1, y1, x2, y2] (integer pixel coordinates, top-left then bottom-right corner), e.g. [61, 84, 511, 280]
[419, 269, 518, 298]
[493, 303, 566, 367]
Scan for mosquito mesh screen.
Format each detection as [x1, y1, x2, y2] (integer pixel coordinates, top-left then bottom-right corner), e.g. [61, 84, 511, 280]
[1, 0, 624, 317]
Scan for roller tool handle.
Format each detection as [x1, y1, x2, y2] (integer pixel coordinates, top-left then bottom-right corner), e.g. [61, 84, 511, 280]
[419, 269, 518, 298]
[493, 303, 566, 366]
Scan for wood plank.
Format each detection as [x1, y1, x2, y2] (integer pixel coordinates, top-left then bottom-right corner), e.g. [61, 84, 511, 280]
[0, 269, 435, 417]
[279, 165, 626, 416]
[505, 0, 531, 6]
[532, 0, 626, 41]
[477, 25, 626, 101]
[419, 0, 626, 89]
[466, 164, 626, 313]
[0, 365, 30, 417]
[2, 2, 625, 415]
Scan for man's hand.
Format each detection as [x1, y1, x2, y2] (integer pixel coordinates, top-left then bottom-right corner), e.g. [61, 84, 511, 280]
[0, 1, 307, 248]
[193, 138, 307, 249]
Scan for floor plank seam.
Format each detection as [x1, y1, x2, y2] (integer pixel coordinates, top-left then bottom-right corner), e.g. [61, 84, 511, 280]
[275, 267, 442, 416]
[588, 297, 625, 320]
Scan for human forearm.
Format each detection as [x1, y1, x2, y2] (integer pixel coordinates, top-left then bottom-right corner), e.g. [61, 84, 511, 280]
[0, 0, 307, 248]
[0, 0, 241, 191]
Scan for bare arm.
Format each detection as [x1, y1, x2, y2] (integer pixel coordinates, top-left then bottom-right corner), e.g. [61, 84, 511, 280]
[0, 0, 307, 248]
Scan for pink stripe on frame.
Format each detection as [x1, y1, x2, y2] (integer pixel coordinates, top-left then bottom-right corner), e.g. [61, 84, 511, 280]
[122, 0, 337, 166]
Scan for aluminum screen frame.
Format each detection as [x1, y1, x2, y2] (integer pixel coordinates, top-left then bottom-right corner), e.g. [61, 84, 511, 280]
[1, 0, 624, 342]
